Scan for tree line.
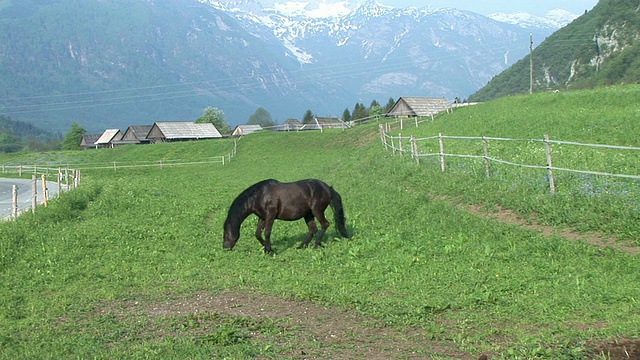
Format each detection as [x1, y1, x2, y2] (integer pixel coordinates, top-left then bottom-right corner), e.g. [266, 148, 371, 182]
[194, 97, 397, 131]
[1, 96, 397, 152]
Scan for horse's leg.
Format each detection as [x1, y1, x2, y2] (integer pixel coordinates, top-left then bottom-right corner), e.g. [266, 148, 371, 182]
[255, 219, 267, 247]
[312, 211, 330, 248]
[298, 214, 317, 249]
[262, 215, 276, 254]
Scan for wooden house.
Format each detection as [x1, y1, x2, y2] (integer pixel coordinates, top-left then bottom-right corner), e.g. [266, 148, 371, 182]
[115, 125, 153, 145]
[231, 124, 263, 137]
[273, 119, 303, 131]
[94, 129, 123, 148]
[80, 134, 101, 150]
[301, 117, 348, 130]
[386, 97, 452, 118]
[146, 122, 222, 143]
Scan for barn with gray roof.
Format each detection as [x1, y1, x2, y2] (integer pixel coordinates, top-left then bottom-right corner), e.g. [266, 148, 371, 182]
[94, 129, 123, 148]
[386, 97, 452, 118]
[116, 125, 153, 145]
[146, 122, 222, 143]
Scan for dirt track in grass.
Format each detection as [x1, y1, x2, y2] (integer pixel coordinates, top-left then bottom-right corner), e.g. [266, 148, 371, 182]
[96, 202, 639, 359]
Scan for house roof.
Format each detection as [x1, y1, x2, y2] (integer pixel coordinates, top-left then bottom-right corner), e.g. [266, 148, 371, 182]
[386, 97, 451, 117]
[80, 134, 101, 147]
[94, 129, 123, 145]
[232, 124, 263, 136]
[300, 117, 348, 130]
[122, 125, 153, 141]
[148, 122, 222, 140]
[273, 119, 303, 131]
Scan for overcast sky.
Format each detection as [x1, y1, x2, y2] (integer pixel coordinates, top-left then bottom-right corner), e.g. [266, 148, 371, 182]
[376, 0, 599, 16]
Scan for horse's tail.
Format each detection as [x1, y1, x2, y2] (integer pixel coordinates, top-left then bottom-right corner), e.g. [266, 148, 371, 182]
[329, 187, 350, 238]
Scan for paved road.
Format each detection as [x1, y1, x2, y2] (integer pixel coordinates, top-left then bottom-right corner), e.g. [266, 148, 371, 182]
[0, 178, 62, 219]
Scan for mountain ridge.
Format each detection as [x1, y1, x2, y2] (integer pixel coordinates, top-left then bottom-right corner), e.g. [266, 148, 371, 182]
[470, 0, 640, 101]
[0, 0, 572, 133]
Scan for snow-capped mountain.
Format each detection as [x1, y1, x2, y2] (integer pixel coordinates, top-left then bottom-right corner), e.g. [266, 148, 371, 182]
[1, 0, 583, 131]
[488, 9, 579, 30]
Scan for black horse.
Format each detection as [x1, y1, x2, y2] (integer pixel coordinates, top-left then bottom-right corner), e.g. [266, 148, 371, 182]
[223, 179, 350, 253]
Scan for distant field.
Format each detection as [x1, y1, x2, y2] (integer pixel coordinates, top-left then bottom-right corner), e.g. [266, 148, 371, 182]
[1, 86, 639, 359]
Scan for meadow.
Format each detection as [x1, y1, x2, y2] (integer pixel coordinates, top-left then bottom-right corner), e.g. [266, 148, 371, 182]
[0, 86, 639, 359]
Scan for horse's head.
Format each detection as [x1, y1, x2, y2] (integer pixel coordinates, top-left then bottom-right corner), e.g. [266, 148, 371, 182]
[222, 221, 239, 250]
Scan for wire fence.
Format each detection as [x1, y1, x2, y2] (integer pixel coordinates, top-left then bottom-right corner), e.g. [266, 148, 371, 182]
[379, 124, 640, 193]
[0, 173, 79, 220]
[0, 138, 240, 221]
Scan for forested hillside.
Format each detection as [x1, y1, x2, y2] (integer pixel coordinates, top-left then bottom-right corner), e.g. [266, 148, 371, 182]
[0, 0, 300, 132]
[470, 0, 640, 101]
[0, 115, 59, 153]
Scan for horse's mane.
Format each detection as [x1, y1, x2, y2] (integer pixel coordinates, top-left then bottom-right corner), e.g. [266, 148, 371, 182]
[227, 179, 279, 218]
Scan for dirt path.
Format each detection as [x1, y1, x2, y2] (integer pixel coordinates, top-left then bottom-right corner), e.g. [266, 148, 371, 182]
[97, 198, 639, 359]
[455, 199, 639, 256]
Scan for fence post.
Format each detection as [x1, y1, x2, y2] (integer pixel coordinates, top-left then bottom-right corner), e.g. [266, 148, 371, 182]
[439, 133, 446, 172]
[58, 168, 62, 194]
[73, 170, 80, 188]
[482, 136, 491, 177]
[400, 118, 404, 130]
[379, 124, 386, 148]
[411, 135, 419, 165]
[18, 165, 22, 177]
[41, 174, 48, 207]
[390, 135, 396, 155]
[398, 133, 403, 156]
[544, 134, 556, 194]
[414, 117, 418, 128]
[11, 184, 18, 219]
[32, 175, 37, 213]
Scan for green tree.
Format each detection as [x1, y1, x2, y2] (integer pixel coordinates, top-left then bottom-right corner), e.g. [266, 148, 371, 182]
[0, 132, 23, 153]
[352, 103, 368, 121]
[341, 108, 352, 122]
[384, 97, 396, 113]
[247, 107, 275, 127]
[369, 104, 383, 120]
[60, 123, 86, 151]
[302, 109, 315, 124]
[196, 107, 231, 134]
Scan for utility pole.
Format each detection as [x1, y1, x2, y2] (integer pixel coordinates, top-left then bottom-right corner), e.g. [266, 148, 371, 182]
[529, 33, 533, 94]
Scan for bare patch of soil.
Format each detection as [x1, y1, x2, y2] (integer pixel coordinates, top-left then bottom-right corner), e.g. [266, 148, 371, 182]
[93, 196, 639, 359]
[592, 339, 640, 359]
[95, 290, 640, 359]
[97, 290, 479, 359]
[438, 196, 640, 256]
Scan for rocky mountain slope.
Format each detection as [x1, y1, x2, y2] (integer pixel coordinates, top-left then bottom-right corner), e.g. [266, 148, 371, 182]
[471, 0, 640, 101]
[0, 0, 574, 132]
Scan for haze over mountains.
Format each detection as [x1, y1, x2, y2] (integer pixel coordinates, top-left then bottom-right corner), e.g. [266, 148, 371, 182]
[0, 0, 581, 133]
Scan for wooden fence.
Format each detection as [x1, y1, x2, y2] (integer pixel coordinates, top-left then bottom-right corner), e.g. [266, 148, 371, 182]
[379, 124, 640, 194]
[72, 156, 228, 171]
[0, 169, 81, 220]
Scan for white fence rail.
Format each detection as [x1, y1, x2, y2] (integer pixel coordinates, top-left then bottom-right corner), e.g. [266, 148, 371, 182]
[379, 125, 640, 193]
[0, 172, 79, 220]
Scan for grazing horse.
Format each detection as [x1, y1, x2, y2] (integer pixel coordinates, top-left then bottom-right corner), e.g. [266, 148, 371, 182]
[223, 179, 350, 253]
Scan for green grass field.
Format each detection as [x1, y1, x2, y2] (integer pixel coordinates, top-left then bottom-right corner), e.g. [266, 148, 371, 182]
[1, 86, 639, 359]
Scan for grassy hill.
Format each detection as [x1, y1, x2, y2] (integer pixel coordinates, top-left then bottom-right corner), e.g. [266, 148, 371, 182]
[1, 86, 639, 359]
[471, 0, 640, 101]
